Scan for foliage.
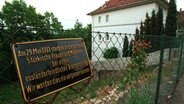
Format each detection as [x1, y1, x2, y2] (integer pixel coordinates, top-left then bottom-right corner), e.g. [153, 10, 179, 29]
[125, 84, 154, 104]
[135, 27, 139, 35]
[165, 0, 177, 60]
[42, 12, 63, 39]
[74, 19, 83, 31]
[129, 40, 133, 56]
[84, 24, 92, 59]
[128, 39, 151, 71]
[0, 76, 114, 103]
[140, 21, 144, 35]
[139, 8, 164, 36]
[103, 47, 119, 59]
[0, 0, 64, 82]
[144, 13, 151, 35]
[165, 0, 177, 37]
[138, 8, 164, 52]
[135, 27, 140, 40]
[150, 10, 156, 36]
[1, 0, 63, 41]
[155, 7, 164, 36]
[123, 35, 129, 57]
[62, 20, 92, 59]
[0, 0, 92, 82]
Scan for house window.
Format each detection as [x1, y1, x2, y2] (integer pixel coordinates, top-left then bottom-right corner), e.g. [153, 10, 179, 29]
[98, 16, 101, 23]
[106, 32, 110, 41]
[106, 15, 109, 22]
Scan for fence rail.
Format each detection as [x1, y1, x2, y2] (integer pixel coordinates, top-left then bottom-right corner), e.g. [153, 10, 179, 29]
[0, 29, 184, 104]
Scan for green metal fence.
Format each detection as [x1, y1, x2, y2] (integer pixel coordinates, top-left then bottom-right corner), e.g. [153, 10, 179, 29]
[0, 30, 184, 104]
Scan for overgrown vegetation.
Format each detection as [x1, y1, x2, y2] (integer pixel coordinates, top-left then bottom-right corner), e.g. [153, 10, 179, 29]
[128, 39, 151, 71]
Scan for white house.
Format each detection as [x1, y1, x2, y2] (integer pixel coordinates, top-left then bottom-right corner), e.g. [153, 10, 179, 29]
[88, 0, 169, 61]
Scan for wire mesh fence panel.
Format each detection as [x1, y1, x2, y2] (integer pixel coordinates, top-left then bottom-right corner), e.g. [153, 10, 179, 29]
[90, 32, 161, 104]
[158, 37, 181, 104]
[0, 27, 24, 104]
[1, 29, 184, 104]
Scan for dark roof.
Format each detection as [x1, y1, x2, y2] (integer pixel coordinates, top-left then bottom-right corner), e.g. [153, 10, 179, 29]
[88, 0, 168, 15]
[178, 11, 184, 26]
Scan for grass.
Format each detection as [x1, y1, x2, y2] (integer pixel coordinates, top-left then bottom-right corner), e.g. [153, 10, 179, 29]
[0, 83, 23, 104]
[0, 62, 177, 104]
[117, 65, 158, 91]
[125, 83, 155, 104]
[0, 76, 115, 104]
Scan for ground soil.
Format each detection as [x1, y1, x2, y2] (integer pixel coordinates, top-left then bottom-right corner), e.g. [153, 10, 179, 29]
[167, 75, 184, 104]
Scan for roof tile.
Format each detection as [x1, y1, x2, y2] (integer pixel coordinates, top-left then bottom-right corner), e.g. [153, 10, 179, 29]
[88, 0, 148, 15]
[88, 0, 168, 15]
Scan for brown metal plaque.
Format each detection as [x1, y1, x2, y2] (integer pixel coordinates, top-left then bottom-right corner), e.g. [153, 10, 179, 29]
[12, 38, 92, 102]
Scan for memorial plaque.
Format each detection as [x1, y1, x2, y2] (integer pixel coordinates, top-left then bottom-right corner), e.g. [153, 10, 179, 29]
[12, 38, 92, 102]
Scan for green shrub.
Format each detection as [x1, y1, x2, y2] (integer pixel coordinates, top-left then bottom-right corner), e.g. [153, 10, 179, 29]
[103, 47, 119, 59]
[122, 35, 129, 57]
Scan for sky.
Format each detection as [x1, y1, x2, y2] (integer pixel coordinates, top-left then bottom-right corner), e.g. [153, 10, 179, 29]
[0, 0, 183, 29]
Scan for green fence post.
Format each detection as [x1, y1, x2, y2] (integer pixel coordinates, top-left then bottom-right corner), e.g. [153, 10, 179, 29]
[176, 39, 184, 83]
[182, 42, 184, 74]
[155, 35, 164, 104]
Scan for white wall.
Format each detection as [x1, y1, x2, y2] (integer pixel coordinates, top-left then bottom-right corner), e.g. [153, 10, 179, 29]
[92, 3, 158, 33]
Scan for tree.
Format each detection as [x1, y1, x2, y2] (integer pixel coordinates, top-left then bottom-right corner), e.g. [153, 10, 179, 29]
[1, 0, 63, 44]
[2, 0, 37, 41]
[135, 27, 139, 35]
[1, 0, 63, 40]
[41, 12, 63, 39]
[155, 7, 164, 36]
[74, 19, 83, 31]
[0, 0, 63, 81]
[165, 0, 177, 37]
[62, 21, 92, 59]
[129, 40, 133, 56]
[144, 13, 151, 35]
[85, 24, 92, 59]
[74, 19, 86, 38]
[140, 21, 144, 35]
[0, 12, 4, 41]
[165, 0, 177, 60]
[150, 10, 156, 35]
[63, 19, 84, 38]
[123, 35, 129, 57]
[135, 27, 140, 40]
